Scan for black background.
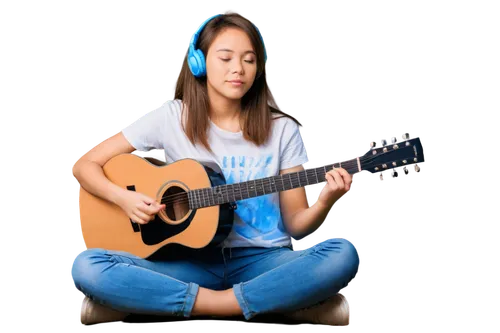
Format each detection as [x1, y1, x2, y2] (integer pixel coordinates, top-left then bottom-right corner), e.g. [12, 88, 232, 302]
[53, 4, 436, 328]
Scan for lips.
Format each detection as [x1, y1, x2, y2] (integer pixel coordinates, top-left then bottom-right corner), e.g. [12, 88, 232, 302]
[227, 80, 243, 87]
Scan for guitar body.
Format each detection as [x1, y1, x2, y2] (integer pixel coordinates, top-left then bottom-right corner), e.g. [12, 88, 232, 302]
[79, 154, 234, 259]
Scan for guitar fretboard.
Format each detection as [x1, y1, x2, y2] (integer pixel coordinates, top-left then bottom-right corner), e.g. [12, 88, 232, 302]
[188, 158, 361, 209]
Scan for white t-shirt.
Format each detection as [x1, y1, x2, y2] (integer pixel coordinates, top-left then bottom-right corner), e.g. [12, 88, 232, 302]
[121, 99, 308, 248]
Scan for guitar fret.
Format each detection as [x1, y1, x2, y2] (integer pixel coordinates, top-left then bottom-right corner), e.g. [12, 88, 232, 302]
[213, 187, 217, 205]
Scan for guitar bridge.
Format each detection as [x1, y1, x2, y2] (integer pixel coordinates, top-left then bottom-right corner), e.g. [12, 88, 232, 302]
[126, 185, 141, 232]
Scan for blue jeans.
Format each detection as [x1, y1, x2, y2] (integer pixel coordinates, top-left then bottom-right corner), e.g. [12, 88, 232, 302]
[71, 238, 359, 321]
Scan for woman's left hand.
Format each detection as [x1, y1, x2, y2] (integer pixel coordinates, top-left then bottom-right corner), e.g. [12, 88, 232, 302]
[317, 168, 354, 209]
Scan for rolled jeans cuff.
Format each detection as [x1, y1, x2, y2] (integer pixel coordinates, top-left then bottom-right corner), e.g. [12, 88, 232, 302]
[233, 282, 255, 320]
[181, 282, 199, 318]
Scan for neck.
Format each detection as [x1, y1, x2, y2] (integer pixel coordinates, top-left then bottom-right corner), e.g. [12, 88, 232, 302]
[209, 106, 240, 124]
[189, 158, 363, 209]
[208, 102, 242, 133]
[207, 85, 241, 122]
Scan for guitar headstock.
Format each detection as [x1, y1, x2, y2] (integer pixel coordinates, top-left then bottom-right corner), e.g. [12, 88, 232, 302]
[360, 133, 424, 179]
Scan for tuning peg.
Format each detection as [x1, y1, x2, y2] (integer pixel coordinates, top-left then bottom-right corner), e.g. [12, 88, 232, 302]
[391, 137, 397, 144]
[380, 173, 384, 181]
[381, 139, 387, 146]
[401, 165, 411, 176]
[402, 133, 410, 140]
[413, 164, 420, 175]
[370, 141, 376, 149]
[391, 169, 401, 179]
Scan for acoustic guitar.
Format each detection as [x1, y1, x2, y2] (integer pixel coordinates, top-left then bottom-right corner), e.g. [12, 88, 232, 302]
[79, 134, 424, 259]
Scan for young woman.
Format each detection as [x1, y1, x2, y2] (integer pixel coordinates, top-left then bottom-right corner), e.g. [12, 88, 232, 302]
[71, 12, 359, 326]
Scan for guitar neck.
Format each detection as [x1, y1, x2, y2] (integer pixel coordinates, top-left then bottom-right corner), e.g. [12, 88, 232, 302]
[189, 157, 362, 209]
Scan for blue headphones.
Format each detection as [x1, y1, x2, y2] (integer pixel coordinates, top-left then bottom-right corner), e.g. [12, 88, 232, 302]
[188, 14, 267, 77]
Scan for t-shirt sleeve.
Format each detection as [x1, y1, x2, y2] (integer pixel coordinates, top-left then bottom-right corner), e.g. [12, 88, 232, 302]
[121, 102, 168, 151]
[279, 119, 309, 170]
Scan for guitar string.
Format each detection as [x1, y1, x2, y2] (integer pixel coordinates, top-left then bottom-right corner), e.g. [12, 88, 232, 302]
[158, 150, 413, 206]
[157, 145, 394, 205]
[154, 140, 412, 203]
[158, 161, 353, 203]
[164, 174, 402, 208]
[157, 154, 390, 203]
[158, 165, 358, 206]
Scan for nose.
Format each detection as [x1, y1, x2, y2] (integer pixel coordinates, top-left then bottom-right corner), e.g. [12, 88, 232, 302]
[231, 61, 244, 75]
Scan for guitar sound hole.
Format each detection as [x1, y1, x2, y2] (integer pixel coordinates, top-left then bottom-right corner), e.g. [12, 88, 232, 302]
[163, 186, 189, 221]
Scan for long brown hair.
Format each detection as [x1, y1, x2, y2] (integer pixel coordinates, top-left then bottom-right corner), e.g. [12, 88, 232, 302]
[174, 11, 302, 153]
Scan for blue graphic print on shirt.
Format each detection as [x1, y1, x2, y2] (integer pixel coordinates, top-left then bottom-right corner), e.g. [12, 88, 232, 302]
[221, 154, 285, 241]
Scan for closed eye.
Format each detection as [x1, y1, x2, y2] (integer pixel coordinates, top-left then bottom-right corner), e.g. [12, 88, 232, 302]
[221, 58, 255, 64]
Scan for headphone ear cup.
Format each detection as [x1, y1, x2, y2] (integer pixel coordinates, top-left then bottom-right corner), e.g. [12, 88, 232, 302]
[189, 49, 206, 77]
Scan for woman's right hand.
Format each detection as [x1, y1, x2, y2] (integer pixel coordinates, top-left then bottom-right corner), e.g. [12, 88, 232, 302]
[116, 189, 166, 224]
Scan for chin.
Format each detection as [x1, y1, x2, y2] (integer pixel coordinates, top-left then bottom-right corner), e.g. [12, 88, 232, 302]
[222, 90, 247, 100]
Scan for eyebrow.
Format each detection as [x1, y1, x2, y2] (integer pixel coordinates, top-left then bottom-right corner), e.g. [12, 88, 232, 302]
[216, 48, 256, 55]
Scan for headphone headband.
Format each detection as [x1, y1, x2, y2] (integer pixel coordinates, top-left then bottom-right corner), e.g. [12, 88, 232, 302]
[188, 14, 267, 77]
